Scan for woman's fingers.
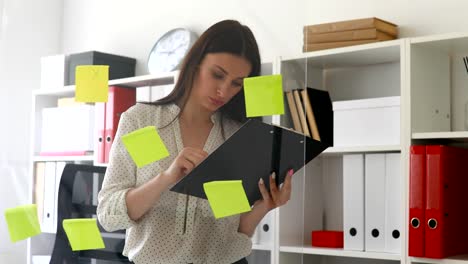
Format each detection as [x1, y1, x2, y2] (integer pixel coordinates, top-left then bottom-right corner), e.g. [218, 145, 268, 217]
[258, 178, 271, 203]
[279, 170, 293, 204]
[181, 148, 208, 167]
[269, 172, 279, 204]
[178, 158, 195, 175]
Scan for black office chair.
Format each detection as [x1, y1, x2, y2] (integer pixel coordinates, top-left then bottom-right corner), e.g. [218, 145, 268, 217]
[50, 163, 133, 263]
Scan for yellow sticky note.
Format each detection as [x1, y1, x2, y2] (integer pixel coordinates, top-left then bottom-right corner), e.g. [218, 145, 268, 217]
[62, 218, 105, 251]
[75, 65, 109, 102]
[203, 180, 251, 219]
[243, 74, 285, 117]
[121, 126, 170, 168]
[4, 204, 41, 242]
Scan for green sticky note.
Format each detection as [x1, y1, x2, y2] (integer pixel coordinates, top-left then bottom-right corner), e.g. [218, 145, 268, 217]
[121, 126, 170, 168]
[4, 204, 41, 242]
[203, 180, 251, 219]
[62, 218, 105, 251]
[243, 74, 285, 117]
[75, 65, 109, 102]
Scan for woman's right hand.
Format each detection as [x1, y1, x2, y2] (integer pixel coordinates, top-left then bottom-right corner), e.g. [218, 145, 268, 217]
[160, 147, 208, 186]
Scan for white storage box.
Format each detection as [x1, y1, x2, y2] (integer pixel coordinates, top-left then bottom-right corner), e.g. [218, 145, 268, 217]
[333, 96, 400, 147]
[40, 54, 68, 89]
[40, 105, 94, 155]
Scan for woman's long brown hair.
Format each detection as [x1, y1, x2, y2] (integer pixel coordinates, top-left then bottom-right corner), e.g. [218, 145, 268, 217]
[146, 19, 261, 127]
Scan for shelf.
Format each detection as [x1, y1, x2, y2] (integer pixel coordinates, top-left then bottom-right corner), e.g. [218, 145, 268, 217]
[101, 232, 126, 239]
[280, 246, 400, 261]
[33, 86, 76, 96]
[32, 155, 94, 162]
[412, 131, 468, 142]
[410, 255, 468, 264]
[322, 145, 401, 155]
[281, 39, 403, 68]
[32, 71, 177, 96]
[410, 32, 468, 55]
[252, 243, 272, 251]
[108, 71, 177, 88]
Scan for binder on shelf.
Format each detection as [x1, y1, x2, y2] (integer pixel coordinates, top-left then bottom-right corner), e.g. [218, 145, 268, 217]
[171, 119, 329, 205]
[95, 102, 106, 163]
[409, 145, 426, 257]
[285, 91, 303, 133]
[103, 86, 136, 163]
[34, 162, 46, 223]
[42, 162, 56, 233]
[257, 211, 274, 245]
[384, 153, 401, 254]
[292, 89, 310, 137]
[365, 154, 386, 252]
[343, 154, 365, 251]
[302, 88, 333, 146]
[300, 89, 320, 141]
[425, 145, 468, 259]
[52, 162, 66, 230]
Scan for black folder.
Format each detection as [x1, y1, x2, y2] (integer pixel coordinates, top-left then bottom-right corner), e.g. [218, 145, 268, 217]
[170, 119, 329, 205]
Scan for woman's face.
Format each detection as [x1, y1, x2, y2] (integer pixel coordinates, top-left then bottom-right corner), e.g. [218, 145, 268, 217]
[191, 52, 252, 113]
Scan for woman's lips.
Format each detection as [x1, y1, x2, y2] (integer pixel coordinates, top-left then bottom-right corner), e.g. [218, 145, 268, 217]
[209, 97, 224, 106]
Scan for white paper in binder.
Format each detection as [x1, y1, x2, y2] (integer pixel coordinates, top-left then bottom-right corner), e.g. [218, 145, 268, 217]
[384, 153, 402, 253]
[365, 154, 386, 252]
[42, 162, 56, 233]
[343, 154, 365, 251]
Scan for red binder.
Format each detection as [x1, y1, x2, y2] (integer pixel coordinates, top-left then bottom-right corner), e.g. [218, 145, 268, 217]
[409, 145, 426, 257]
[95, 102, 106, 163]
[425, 145, 468, 258]
[104, 86, 136, 163]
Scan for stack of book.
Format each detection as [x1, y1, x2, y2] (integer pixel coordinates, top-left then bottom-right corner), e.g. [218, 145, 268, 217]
[303, 17, 398, 52]
[284, 88, 333, 146]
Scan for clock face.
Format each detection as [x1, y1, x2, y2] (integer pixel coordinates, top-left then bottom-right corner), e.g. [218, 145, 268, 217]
[147, 28, 197, 74]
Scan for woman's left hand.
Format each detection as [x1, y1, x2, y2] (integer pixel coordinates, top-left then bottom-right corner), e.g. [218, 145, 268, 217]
[255, 169, 294, 213]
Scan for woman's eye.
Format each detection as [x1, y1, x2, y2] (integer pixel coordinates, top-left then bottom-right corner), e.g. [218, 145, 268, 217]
[232, 82, 242, 88]
[212, 72, 224, 79]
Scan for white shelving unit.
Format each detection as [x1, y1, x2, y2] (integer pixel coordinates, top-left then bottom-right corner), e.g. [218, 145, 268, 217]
[407, 32, 468, 264]
[280, 245, 400, 261]
[27, 72, 179, 264]
[274, 39, 406, 264]
[323, 145, 402, 155]
[27, 32, 468, 264]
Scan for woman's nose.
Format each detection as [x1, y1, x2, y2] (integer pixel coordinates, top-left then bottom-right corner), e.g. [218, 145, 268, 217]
[216, 82, 229, 97]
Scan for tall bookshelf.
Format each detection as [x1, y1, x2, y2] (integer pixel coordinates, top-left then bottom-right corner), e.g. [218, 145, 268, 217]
[407, 33, 468, 264]
[274, 39, 407, 264]
[27, 72, 178, 264]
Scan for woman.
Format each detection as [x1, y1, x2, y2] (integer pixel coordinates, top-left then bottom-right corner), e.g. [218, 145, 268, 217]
[97, 19, 293, 264]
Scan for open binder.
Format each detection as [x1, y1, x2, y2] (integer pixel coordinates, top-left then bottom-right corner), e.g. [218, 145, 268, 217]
[170, 119, 329, 205]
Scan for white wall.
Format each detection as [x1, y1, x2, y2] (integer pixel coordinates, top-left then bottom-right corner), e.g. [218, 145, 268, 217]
[62, 0, 308, 75]
[0, 0, 63, 263]
[62, 0, 468, 76]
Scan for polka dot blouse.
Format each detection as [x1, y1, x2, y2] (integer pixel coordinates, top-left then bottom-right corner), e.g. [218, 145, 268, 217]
[97, 103, 252, 264]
